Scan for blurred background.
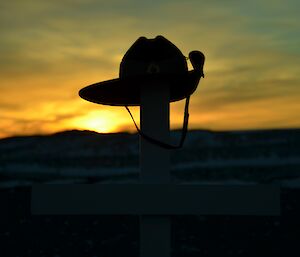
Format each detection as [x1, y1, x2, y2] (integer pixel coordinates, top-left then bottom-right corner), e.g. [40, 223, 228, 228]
[1, 1, 300, 256]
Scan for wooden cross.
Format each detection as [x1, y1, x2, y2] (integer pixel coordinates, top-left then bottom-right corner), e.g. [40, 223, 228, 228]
[31, 81, 280, 257]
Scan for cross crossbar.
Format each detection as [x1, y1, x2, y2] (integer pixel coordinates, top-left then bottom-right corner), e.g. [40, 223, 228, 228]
[31, 184, 280, 216]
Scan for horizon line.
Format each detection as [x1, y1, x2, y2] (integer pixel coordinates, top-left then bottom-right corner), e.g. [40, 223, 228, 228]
[1, 126, 300, 140]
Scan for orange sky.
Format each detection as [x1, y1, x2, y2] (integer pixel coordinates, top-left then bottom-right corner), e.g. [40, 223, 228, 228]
[1, 1, 300, 138]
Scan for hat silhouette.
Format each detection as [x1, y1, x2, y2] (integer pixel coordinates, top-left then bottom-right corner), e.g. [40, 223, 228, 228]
[79, 35, 204, 106]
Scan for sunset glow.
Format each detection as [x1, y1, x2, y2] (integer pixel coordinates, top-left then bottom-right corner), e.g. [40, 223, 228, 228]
[0, 1, 299, 138]
[69, 110, 126, 133]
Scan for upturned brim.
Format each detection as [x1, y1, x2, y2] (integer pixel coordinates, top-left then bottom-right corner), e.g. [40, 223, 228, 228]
[79, 71, 201, 106]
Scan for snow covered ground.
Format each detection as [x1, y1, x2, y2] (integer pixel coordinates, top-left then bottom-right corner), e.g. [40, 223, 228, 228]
[1, 128, 300, 189]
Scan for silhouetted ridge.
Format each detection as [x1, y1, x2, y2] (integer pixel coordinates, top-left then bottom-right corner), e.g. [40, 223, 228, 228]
[51, 129, 100, 137]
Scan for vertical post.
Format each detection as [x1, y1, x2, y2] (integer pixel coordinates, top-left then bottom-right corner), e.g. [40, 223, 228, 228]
[139, 81, 171, 257]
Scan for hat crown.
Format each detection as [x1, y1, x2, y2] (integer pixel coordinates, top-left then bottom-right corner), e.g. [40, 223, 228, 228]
[120, 36, 188, 79]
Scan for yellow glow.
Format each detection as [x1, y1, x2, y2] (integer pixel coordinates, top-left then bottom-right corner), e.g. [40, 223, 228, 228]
[69, 110, 124, 133]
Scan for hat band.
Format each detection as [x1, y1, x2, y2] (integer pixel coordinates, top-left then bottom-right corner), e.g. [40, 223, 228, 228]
[119, 57, 188, 79]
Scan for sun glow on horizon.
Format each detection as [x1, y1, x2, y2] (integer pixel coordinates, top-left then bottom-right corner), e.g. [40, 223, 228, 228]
[68, 109, 130, 134]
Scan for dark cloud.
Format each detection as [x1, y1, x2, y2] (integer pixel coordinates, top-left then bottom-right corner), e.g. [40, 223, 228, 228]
[194, 77, 300, 111]
[0, 102, 22, 111]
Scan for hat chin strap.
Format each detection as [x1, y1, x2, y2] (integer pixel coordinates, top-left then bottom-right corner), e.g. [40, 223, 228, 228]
[125, 95, 190, 149]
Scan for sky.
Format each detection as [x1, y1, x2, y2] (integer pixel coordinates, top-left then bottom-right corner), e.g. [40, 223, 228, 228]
[0, 0, 300, 138]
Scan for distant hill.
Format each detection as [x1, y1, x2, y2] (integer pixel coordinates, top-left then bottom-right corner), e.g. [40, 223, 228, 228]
[1, 128, 300, 188]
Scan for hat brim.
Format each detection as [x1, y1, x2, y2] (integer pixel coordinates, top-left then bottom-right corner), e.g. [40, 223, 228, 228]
[79, 71, 201, 106]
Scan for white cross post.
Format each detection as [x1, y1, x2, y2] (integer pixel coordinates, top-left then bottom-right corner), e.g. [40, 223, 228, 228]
[31, 80, 280, 257]
[139, 81, 171, 257]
